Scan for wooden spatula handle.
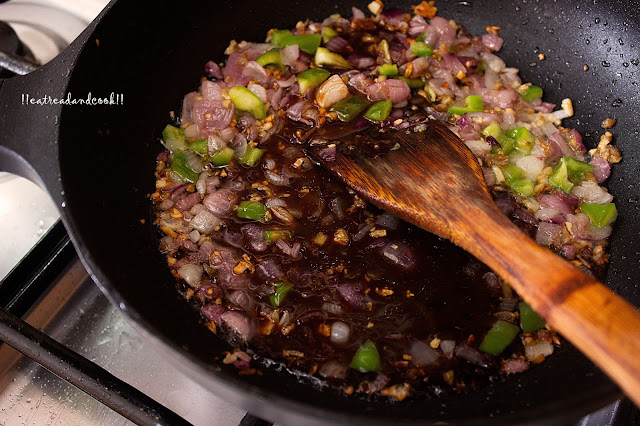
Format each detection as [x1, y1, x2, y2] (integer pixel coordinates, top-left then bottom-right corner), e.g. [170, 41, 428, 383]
[455, 202, 640, 407]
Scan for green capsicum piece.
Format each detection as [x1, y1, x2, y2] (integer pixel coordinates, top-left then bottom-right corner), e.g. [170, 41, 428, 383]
[237, 201, 268, 221]
[270, 29, 293, 47]
[364, 99, 392, 122]
[314, 47, 351, 69]
[229, 86, 266, 120]
[483, 122, 515, 154]
[170, 151, 199, 183]
[264, 229, 293, 243]
[519, 301, 546, 333]
[239, 146, 265, 167]
[297, 68, 331, 95]
[279, 34, 322, 54]
[581, 203, 617, 228]
[329, 96, 370, 121]
[410, 41, 433, 58]
[377, 63, 398, 76]
[256, 49, 284, 70]
[564, 157, 594, 182]
[239, 146, 266, 167]
[350, 340, 382, 372]
[479, 320, 520, 356]
[448, 95, 485, 116]
[270, 281, 294, 307]
[321, 26, 338, 43]
[507, 126, 536, 155]
[209, 147, 235, 166]
[162, 124, 187, 152]
[521, 84, 543, 102]
[189, 139, 208, 155]
[549, 159, 574, 193]
[396, 76, 425, 89]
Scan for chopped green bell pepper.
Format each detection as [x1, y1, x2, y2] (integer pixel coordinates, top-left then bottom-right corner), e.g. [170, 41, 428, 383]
[448, 95, 485, 116]
[377, 63, 398, 76]
[296, 68, 331, 95]
[229, 86, 266, 120]
[549, 159, 573, 193]
[350, 340, 382, 372]
[269, 281, 294, 307]
[329, 96, 370, 121]
[484, 122, 515, 154]
[264, 229, 293, 242]
[364, 99, 392, 122]
[162, 124, 187, 152]
[209, 147, 235, 166]
[519, 301, 546, 333]
[189, 139, 208, 155]
[479, 320, 520, 356]
[581, 203, 617, 228]
[507, 126, 535, 155]
[501, 164, 534, 197]
[321, 26, 338, 43]
[521, 85, 543, 102]
[256, 49, 283, 70]
[410, 41, 433, 58]
[237, 201, 268, 221]
[510, 178, 535, 197]
[396, 76, 425, 89]
[549, 157, 594, 193]
[415, 33, 426, 42]
[279, 33, 322, 55]
[270, 29, 293, 47]
[171, 151, 199, 183]
[314, 47, 351, 69]
[501, 163, 525, 185]
[239, 146, 265, 167]
[564, 157, 594, 182]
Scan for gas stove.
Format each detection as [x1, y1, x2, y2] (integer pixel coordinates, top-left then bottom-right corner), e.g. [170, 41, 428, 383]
[0, 1, 636, 425]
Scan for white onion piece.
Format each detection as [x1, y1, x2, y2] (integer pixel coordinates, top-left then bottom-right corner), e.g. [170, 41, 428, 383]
[330, 321, 350, 344]
[190, 209, 221, 234]
[265, 197, 287, 208]
[409, 340, 439, 366]
[524, 340, 553, 362]
[184, 151, 203, 172]
[248, 83, 268, 104]
[264, 169, 289, 186]
[158, 199, 173, 210]
[480, 52, 505, 72]
[316, 74, 349, 108]
[189, 203, 206, 215]
[536, 222, 563, 247]
[184, 124, 199, 138]
[322, 302, 343, 315]
[440, 340, 456, 358]
[189, 230, 200, 243]
[280, 44, 300, 66]
[464, 139, 491, 158]
[178, 264, 203, 287]
[535, 207, 560, 222]
[514, 156, 543, 182]
[571, 181, 614, 204]
[207, 134, 226, 154]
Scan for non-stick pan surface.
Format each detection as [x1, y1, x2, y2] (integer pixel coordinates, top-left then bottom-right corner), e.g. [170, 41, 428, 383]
[1, 0, 639, 423]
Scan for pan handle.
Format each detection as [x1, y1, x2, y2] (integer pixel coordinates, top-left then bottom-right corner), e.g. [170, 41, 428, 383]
[0, 1, 114, 207]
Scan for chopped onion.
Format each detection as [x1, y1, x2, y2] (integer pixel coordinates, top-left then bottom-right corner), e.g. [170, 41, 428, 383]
[178, 264, 203, 287]
[409, 340, 438, 366]
[190, 209, 222, 234]
[330, 321, 350, 344]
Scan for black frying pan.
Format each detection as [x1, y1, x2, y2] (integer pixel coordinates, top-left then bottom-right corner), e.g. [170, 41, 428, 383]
[1, 0, 639, 423]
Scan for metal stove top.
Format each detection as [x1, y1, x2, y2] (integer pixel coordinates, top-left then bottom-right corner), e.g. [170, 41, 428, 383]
[0, 1, 637, 425]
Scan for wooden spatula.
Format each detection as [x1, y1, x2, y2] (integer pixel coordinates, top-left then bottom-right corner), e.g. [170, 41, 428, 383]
[311, 119, 640, 406]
